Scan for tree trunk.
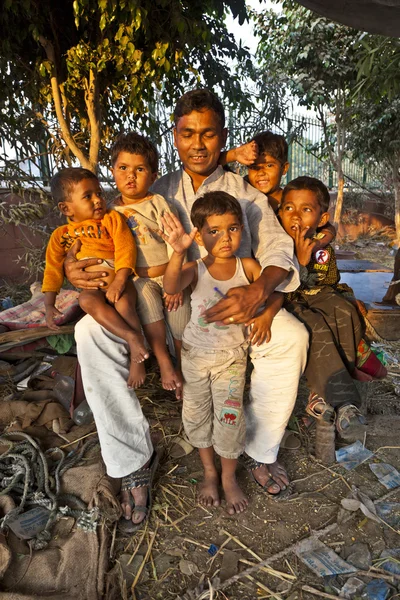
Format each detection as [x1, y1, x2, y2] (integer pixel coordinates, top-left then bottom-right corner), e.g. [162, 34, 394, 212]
[381, 247, 400, 304]
[394, 166, 400, 245]
[333, 167, 345, 228]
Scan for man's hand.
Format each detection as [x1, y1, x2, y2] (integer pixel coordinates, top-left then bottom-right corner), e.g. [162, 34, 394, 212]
[64, 241, 110, 289]
[294, 225, 317, 266]
[205, 280, 266, 324]
[45, 305, 63, 330]
[159, 212, 197, 255]
[163, 292, 183, 312]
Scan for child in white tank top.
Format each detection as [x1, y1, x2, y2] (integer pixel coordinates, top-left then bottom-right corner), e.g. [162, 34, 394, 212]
[161, 192, 283, 515]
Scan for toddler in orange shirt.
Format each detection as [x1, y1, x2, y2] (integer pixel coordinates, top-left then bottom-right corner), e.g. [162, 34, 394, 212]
[42, 167, 148, 388]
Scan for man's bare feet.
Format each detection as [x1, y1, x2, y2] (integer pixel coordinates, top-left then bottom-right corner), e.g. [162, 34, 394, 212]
[158, 355, 183, 399]
[128, 361, 146, 389]
[120, 486, 149, 525]
[222, 473, 248, 514]
[198, 468, 220, 508]
[251, 461, 289, 494]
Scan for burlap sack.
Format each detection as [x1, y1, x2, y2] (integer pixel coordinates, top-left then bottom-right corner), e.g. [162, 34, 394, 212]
[0, 448, 121, 599]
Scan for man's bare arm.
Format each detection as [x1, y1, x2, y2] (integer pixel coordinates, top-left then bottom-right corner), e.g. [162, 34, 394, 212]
[205, 266, 288, 324]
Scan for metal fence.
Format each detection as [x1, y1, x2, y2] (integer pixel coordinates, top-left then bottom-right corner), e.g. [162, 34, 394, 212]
[0, 109, 383, 192]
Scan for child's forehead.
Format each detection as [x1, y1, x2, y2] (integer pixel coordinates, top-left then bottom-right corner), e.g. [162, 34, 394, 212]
[114, 150, 150, 166]
[203, 212, 241, 226]
[69, 178, 100, 198]
[255, 152, 281, 165]
[282, 189, 320, 207]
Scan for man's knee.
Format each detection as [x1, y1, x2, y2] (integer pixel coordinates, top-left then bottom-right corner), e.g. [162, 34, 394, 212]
[272, 309, 309, 351]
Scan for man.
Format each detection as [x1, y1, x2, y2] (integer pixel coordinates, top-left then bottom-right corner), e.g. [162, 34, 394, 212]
[65, 90, 308, 529]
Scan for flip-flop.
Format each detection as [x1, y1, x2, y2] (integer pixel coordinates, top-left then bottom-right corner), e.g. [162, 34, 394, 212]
[170, 435, 194, 459]
[240, 453, 293, 501]
[280, 429, 301, 450]
[118, 450, 159, 535]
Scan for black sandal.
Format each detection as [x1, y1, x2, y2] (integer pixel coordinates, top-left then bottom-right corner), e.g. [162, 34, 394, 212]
[118, 450, 159, 534]
[240, 453, 293, 501]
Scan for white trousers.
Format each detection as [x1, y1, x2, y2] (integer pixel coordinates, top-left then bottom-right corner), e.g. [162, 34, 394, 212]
[75, 308, 308, 477]
[75, 316, 153, 478]
[245, 308, 308, 463]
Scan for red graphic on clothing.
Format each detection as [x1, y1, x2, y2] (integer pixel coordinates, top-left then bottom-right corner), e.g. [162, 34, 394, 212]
[315, 249, 329, 265]
[222, 412, 237, 425]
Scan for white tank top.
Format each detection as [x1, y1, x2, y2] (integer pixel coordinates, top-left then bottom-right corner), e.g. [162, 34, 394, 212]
[182, 257, 250, 349]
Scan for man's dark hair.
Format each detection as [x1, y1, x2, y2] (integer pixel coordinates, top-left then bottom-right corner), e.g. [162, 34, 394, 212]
[191, 192, 243, 230]
[50, 167, 98, 205]
[110, 131, 159, 172]
[251, 131, 288, 164]
[174, 89, 225, 128]
[282, 176, 330, 213]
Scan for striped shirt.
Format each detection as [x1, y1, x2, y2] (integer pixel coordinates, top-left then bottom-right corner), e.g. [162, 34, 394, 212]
[152, 166, 300, 293]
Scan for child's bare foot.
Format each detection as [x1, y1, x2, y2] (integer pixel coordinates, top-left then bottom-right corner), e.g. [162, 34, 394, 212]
[128, 361, 146, 389]
[127, 332, 149, 364]
[158, 356, 183, 399]
[198, 468, 220, 508]
[222, 473, 248, 514]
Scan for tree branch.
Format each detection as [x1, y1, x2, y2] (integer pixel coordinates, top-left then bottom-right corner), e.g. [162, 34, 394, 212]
[38, 35, 92, 171]
[86, 68, 101, 173]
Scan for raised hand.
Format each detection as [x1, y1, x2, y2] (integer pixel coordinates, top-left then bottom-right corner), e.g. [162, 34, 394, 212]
[293, 225, 317, 266]
[233, 140, 259, 166]
[159, 212, 197, 255]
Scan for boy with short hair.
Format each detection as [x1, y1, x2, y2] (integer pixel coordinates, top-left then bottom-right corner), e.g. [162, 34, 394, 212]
[42, 167, 148, 388]
[111, 132, 190, 398]
[162, 192, 283, 513]
[279, 176, 386, 435]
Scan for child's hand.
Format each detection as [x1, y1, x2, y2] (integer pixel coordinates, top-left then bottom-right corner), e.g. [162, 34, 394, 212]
[233, 140, 259, 166]
[163, 291, 183, 312]
[159, 212, 197, 255]
[106, 277, 126, 303]
[246, 311, 273, 346]
[45, 306, 63, 330]
[294, 225, 317, 266]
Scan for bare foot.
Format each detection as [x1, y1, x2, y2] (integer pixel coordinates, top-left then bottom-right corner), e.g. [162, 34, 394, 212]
[267, 461, 289, 491]
[120, 486, 149, 525]
[127, 331, 149, 364]
[198, 468, 220, 508]
[222, 473, 248, 515]
[158, 356, 183, 399]
[128, 360, 146, 389]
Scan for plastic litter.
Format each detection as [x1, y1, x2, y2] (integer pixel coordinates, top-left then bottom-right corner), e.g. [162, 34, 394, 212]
[335, 440, 374, 470]
[369, 463, 400, 489]
[295, 538, 357, 577]
[1, 297, 14, 309]
[377, 548, 400, 576]
[207, 544, 218, 556]
[375, 502, 400, 528]
[339, 577, 365, 599]
[6, 506, 50, 540]
[361, 579, 391, 600]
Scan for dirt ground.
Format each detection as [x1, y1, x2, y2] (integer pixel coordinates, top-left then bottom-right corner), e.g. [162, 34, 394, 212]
[104, 237, 400, 600]
[2, 235, 400, 600]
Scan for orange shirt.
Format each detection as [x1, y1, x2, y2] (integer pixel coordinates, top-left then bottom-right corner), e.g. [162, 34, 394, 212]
[42, 210, 137, 293]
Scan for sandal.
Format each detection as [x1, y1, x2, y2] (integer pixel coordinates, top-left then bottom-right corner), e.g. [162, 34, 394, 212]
[170, 435, 194, 459]
[280, 429, 301, 450]
[336, 404, 366, 438]
[240, 453, 292, 501]
[118, 450, 159, 535]
[306, 392, 335, 423]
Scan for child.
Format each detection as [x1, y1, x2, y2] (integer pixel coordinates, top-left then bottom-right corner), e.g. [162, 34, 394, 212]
[162, 192, 283, 514]
[278, 176, 386, 435]
[246, 131, 336, 250]
[111, 132, 190, 398]
[42, 167, 148, 388]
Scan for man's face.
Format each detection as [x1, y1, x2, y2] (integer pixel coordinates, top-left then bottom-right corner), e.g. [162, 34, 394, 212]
[173, 109, 227, 183]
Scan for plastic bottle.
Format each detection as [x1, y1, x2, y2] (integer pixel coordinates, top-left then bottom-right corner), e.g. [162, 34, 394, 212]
[72, 400, 93, 426]
[315, 418, 336, 465]
[50, 370, 75, 412]
[50, 370, 93, 425]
